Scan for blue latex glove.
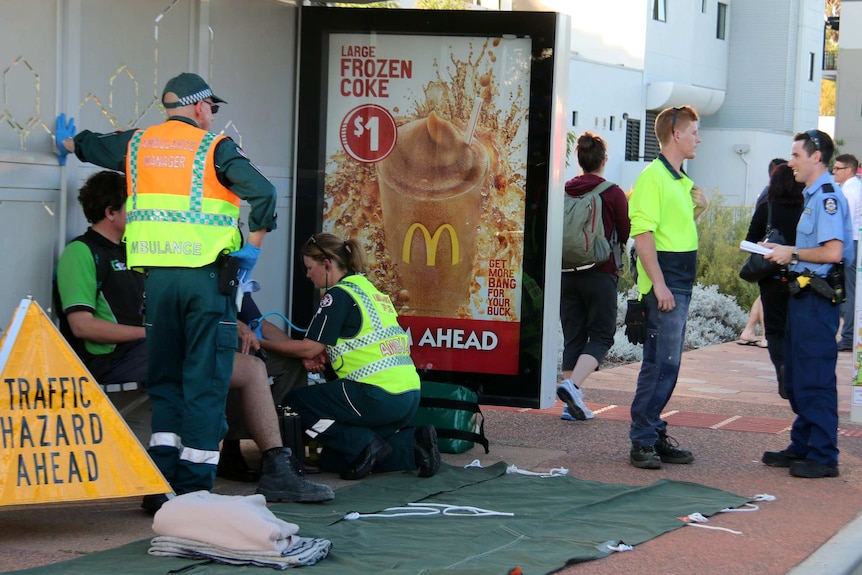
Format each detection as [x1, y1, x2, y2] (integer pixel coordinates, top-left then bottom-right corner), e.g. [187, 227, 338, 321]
[228, 243, 261, 282]
[55, 113, 77, 166]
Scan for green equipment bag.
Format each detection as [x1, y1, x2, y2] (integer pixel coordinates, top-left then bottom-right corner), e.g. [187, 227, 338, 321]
[410, 381, 490, 454]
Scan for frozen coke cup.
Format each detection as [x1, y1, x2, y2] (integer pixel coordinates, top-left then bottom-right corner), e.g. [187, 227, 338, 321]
[377, 111, 488, 316]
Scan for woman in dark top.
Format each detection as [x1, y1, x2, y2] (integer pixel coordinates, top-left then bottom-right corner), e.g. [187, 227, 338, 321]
[744, 163, 804, 399]
[557, 131, 630, 420]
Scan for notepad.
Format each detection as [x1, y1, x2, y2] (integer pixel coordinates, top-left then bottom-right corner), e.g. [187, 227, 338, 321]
[739, 240, 774, 255]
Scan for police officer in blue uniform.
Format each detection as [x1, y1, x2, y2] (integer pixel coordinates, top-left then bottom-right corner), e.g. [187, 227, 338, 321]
[761, 129, 853, 479]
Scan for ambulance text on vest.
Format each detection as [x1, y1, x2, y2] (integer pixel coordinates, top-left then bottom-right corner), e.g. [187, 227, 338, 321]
[130, 241, 202, 255]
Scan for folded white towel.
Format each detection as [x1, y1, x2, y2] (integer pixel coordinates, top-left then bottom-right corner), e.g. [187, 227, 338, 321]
[148, 535, 332, 569]
[152, 491, 299, 553]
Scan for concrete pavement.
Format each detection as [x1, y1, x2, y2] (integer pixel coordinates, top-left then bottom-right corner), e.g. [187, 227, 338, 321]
[1, 341, 861, 574]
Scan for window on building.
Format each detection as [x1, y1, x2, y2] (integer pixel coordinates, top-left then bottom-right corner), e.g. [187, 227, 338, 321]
[809, 52, 815, 81]
[716, 3, 727, 40]
[609, 115, 615, 131]
[625, 119, 641, 161]
[702, 0, 708, 13]
[644, 110, 660, 161]
[653, 0, 666, 22]
[571, 110, 578, 126]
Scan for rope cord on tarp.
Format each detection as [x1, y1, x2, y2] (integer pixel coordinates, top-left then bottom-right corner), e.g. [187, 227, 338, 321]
[678, 494, 776, 535]
[463, 459, 569, 477]
[344, 502, 514, 520]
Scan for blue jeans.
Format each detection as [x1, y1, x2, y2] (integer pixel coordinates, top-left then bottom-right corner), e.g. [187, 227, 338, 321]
[629, 289, 691, 447]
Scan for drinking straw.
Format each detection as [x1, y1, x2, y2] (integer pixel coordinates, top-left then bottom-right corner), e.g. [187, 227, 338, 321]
[465, 96, 483, 144]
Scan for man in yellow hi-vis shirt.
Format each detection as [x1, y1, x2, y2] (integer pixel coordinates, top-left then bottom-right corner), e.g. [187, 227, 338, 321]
[627, 105, 708, 470]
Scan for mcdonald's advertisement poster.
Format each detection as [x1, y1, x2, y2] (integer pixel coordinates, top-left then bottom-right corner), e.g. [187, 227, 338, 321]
[322, 33, 531, 375]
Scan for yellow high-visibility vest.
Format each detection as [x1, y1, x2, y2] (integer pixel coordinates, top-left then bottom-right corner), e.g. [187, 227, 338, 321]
[327, 275, 419, 394]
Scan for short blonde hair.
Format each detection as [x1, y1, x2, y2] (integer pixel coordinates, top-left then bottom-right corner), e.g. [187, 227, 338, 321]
[654, 105, 699, 146]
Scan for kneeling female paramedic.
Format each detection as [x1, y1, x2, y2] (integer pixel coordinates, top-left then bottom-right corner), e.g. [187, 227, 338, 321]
[273, 233, 440, 480]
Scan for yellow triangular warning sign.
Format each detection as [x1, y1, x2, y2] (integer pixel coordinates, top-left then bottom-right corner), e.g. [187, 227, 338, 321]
[0, 298, 171, 505]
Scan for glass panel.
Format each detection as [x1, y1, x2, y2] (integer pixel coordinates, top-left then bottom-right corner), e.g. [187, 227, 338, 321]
[653, 0, 667, 22]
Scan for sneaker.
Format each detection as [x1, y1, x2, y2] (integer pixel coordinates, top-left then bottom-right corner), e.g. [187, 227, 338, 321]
[630, 444, 662, 469]
[654, 432, 694, 464]
[556, 380, 594, 420]
[560, 406, 577, 421]
[762, 449, 803, 468]
[789, 459, 839, 478]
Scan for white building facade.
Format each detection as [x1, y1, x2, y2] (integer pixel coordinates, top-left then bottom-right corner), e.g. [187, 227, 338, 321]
[835, 0, 862, 158]
[528, 0, 826, 205]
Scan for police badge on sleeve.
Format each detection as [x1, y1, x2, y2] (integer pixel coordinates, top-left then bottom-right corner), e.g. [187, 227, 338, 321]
[824, 197, 838, 215]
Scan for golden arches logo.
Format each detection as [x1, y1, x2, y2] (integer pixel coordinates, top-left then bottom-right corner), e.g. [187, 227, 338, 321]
[402, 223, 460, 265]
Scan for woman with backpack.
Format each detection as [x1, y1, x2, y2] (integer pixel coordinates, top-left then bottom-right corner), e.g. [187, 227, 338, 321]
[558, 132, 631, 421]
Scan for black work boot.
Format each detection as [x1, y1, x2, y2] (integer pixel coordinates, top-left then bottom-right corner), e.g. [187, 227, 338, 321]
[340, 436, 393, 480]
[255, 448, 334, 503]
[762, 449, 803, 468]
[630, 443, 662, 469]
[217, 439, 260, 482]
[654, 431, 694, 464]
[141, 493, 172, 515]
[414, 425, 441, 478]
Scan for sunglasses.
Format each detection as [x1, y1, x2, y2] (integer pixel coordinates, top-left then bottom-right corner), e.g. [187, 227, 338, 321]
[806, 129, 821, 151]
[306, 234, 335, 261]
[671, 106, 680, 133]
[201, 100, 220, 115]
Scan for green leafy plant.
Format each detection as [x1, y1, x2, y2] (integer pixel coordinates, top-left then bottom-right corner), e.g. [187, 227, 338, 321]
[416, 0, 469, 8]
[557, 283, 749, 373]
[598, 193, 757, 368]
[694, 194, 760, 309]
[565, 131, 577, 168]
[333, 1, 400, 6]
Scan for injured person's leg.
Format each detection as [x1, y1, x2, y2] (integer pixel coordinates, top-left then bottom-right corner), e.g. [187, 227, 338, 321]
[227, 353, 333, 502]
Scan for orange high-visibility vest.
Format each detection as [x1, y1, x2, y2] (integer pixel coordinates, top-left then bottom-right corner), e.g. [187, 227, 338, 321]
[124, 121, 241, 269]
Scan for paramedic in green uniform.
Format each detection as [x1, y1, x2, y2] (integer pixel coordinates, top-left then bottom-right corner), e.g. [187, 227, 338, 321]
[268, 233, 441, 480]
[57, 73, 328, 511]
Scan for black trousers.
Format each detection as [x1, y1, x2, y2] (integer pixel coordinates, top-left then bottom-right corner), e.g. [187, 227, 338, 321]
[560, 270, 618, 370]
[759, 277, 789, 383]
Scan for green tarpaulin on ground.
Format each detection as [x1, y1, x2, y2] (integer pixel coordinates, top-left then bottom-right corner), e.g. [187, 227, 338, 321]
[11, 462, 752, 575]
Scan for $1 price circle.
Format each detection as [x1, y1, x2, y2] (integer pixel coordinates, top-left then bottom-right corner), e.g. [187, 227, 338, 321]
[340, 104, 397, 163]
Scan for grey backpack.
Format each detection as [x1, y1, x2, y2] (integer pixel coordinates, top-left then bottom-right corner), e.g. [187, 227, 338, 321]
[562, 180, 614, 271]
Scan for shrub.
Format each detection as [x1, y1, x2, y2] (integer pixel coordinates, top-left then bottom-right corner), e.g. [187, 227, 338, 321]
[694, 194, 761, 310]
[558, 283, 749, 370]
[556, 193, 762, 373]
[619, 194, 760, 309]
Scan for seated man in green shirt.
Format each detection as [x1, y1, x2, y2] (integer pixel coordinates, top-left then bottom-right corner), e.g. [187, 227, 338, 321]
[54, 171, 150, 439]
